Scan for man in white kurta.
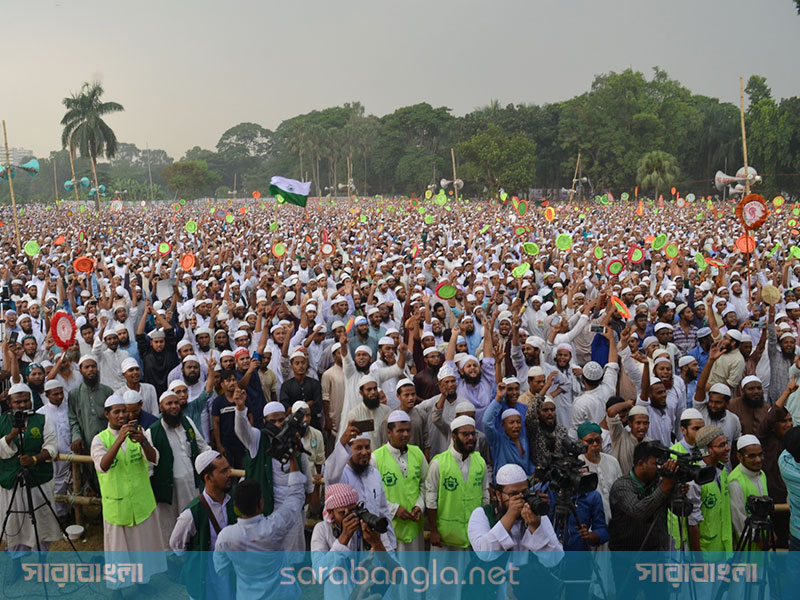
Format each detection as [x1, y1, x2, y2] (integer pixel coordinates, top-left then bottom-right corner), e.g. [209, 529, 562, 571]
[324, 421, 397, 550]
[145, 390, 210, 549]
[0, 383, 61, 552]
[90, 394, 166, 587]
[37, 379, 72, 518]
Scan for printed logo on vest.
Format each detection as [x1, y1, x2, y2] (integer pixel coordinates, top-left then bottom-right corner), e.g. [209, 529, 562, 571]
[703, 493, 718, 509]
[28, 427, 42, 439]
[443, 475, 459, 491]
[382, 472, 397, 487]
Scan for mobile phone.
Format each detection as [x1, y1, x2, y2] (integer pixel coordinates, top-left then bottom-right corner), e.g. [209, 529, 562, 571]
[353, 419, 375, 433]
[590, 324, 606, 334]
[128, 420, 140, 431]
[8, 331, 18, 344]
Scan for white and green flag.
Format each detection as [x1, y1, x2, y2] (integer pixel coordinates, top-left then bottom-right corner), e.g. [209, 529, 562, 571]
[269, 176, 311, 208]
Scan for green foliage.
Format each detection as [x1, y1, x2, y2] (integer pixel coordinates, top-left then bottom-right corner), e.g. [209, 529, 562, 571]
[162, 160, 221, 198]
[636, 150, 680, 197]
[458, 124, 536, 194]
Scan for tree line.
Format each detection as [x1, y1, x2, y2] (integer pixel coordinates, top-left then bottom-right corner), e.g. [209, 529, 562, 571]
[3, 68, 799, 205]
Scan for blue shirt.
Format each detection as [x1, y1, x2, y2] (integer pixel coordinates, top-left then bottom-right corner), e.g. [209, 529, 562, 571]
[688, 345, 710, 375]
[544, 487, 608, 551]
[779, 450, 800, 540]
[483, 400, 535, 483]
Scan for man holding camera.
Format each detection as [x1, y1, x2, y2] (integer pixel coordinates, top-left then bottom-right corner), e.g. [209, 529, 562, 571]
[325, 418, 397, 550]
[728, 434, 769, 546]
[234, 399, 314, 553]
[0, 383, 60, 561]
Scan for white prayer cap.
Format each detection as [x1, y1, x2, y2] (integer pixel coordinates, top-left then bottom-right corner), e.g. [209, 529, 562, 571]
[423, 346, 440, 357]
[263, 401, 286, 417]
[44, 379, 63, 392]
[182, 354, 200, 365]
[291, 400, 309, 414]
[113, 323, 127, 334]
[177, 339, 193, 350]
[331, 320, 345, 331]
[104, 394, 126, 408]
[540, 397, 556, 406]
[525, 336, 546, 349]
[421, 331, 435, 340]
[378, 336, 394, 347]
[103, 328, 119, 339]
[388, 410, 411, 424]
[78, 354, 97, 366]
[678, 356, 697, 368]
[459, 355, 479, 369]
[582, 361, 604, 381]
[709, 383, 732, 397]
[502, 376, 519, 386]
[159, 390, 178, 404]
[780, 332, 796, 341]
[8, 382, 32, 396]
[195, 450, 221, 475]
[679, 408, 704, 422]
[737, 434, 761, 451]
[168, 379, 188, 391]
[395, 378, 415, 392]
[495, 464, 528, 486]
[289, 350, 306, 361]
[437, 365, 456, 381]
[741, 375, 761, 387]
[121, 357, 139, 373]
[455, 401, 476, 414]
[358, 374, 377, 389]
[355, 345, 373, 356]
[628, 406, 649, 417]
[450, 415, 475, 432]
[726, 329, 743, 342]
[501, 408, 521, 421]
[349, 432, 371, 444]
[331, 342, 341, 354]
[654, 323, 673, 332]
[220, 350, 235, 359]
[233, 330, 249, 340]
[123, 390, 142, 405]
[527, 366, 546, 378]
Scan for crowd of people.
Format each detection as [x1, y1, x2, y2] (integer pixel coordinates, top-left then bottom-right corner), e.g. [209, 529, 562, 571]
[1, 192, 800, 599]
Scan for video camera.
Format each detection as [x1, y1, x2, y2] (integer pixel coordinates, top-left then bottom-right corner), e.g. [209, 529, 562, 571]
[535, 437, 598, 496]
[352, 502, 389, 533]
[12, 409, 35, 431]
[746, 495, 774, 521]
[265, 407, 309, 465]
[650, 442, 716, 485]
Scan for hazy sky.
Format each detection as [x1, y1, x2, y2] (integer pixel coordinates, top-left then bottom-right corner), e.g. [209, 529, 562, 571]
[5, 0, 800, 160]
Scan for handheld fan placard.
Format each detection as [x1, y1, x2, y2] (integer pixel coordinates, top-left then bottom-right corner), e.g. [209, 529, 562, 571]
[180, 254, 196, 270]
[555, 234, 572, 251]
[185, 220, 198, 234]
[606, 259, 624, 277]
[435, 282, 458, 299]
[73, 256, 95, 273]
[523, 242, 540, 256]
[544, 207, 556, 222]
[627, 245, 644, 264]
[735, 235, 756, 254]
[272, 243, 287, 258]
[611, 296, 631, 319]
[51, 312, 77, 350]
[320, 242, 335, 257]
[593, 247, 604, 260]
[512, 263, 531, 278]
[695, 253, 707, 271]
[157, 242, 171, 256]
[651, 234, 667, 251]
[736, 194, 769, 230]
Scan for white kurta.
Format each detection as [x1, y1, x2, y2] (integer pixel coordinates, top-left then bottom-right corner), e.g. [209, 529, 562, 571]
[145, 416, 210, 549]
[90, 428, 167, 586]
[115, 382, 159, 416]
[36, 401, 71, 516]
[0, 416, 61, 550]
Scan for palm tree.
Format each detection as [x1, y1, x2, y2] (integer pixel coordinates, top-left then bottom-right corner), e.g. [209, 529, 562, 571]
[61, 81, 124, 210]
[636, 150, 680, 199]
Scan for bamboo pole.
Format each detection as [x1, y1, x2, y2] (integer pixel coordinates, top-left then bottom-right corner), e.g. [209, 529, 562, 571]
[56, 453, 245, 478]
[450, 148, 457, 200]
[71, 461, 85, 526]
[2, 121, 22, 254]
[52, 158, 59, 205]
[739, 76, 751, 195]
[568, 152, 581, 203]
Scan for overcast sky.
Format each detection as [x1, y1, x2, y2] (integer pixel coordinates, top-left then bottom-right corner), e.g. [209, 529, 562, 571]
[5, 0, 800, 159]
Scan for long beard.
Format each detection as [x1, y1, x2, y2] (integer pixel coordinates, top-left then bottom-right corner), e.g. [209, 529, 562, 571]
[184, 372, 200, 385]
[743, 395, 764, 408]
[463, 373, 481, 386]
[351, 461, 369, 474]
[363, 395, 380, 410]
[163, 410, 183, 428]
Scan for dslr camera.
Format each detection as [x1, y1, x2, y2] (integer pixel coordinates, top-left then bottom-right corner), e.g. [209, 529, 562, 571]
[352, 502, 389, 533]
[650, 442, 716, 485]
[746, 495, 774, 521]
[535, 438, 598, 496]
[265, 407, 309, 464]
[521, 487, 551, 516]
[12, 409, 35, 431]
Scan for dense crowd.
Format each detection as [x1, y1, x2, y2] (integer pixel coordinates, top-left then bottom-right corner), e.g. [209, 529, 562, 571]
[1, 192, 800, 599]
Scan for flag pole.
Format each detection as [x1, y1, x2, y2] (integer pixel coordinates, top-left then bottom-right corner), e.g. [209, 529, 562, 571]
[739, 76, 751, 196]
[450, 148, 457, 200]
[568, 151, 581, 203]
[2, 121, 21, 254]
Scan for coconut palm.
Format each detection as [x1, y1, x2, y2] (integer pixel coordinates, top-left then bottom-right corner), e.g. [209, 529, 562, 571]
[636, 150, 680, 199]
[61, 81, 124, 209]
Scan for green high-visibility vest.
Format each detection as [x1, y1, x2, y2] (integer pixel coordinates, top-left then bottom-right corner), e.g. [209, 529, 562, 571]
[434, 449, 485, 548]
[668, 441, 689, 549]
[0, 413, 53, 489]
[96, 428, 157, 527]
[699, 466, 733, 552]
[374, 443, 424, 543]
[727, 464, 768, 551]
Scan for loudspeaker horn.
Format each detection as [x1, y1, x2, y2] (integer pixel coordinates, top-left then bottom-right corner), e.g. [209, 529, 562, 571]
[440, 178, 452, 188]
[20, 158, 39, 177]
[714, 170, 736, 191]
[64, 179, 74, 191]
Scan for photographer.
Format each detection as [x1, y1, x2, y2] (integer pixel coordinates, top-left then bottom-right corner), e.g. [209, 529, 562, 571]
[468, 463, 563, 560]
[727, 435, 768, 546]
[234, 399, 314, 553]
[608, 441, 684, 551]
[0, 383, 60, 567]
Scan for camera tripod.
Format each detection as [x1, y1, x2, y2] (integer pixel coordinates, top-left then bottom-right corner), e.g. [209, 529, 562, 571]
[711, 514, 775, 600]
[0, 429, 79, 599]
[550, 492, 608, 600]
